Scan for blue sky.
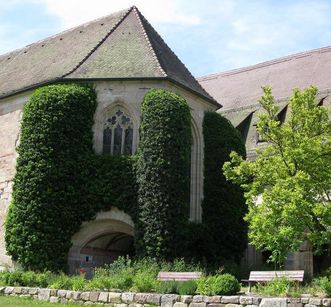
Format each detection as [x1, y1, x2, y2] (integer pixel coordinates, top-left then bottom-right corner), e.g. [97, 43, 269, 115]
[1, 0, 331, 77]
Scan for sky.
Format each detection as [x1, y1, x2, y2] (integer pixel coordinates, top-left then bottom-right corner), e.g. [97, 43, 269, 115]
[1, 0, 331, 77]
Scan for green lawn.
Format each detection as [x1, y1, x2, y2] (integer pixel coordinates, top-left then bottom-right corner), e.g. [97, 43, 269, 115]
[0, 295, 100, 306]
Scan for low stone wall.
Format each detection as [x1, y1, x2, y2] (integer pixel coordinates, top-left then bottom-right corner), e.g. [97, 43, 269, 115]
[0, 286, 330, 306]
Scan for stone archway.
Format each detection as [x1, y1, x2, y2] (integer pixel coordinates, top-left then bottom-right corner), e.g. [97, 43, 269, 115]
[68, 208, 134, 274]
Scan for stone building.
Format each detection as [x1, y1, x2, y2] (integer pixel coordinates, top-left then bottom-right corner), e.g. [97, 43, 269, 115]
[0, 6, 330, 273]
[0, 6, 219, 272]
[198, 47, 331, 275]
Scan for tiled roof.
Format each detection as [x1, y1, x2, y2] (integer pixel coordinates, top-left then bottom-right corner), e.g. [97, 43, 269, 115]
[0, 7, 218, 106]
[198, 45, 331, 110]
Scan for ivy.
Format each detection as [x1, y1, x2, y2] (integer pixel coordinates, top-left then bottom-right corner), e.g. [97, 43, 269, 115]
[201, 112, 247, 264]
[5, 85, 246, 272]
[136, 89, 192, 259]
[5, 84, 137, 272]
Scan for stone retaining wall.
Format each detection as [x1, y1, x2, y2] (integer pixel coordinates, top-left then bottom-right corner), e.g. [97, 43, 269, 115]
[0, 286, 330, 306]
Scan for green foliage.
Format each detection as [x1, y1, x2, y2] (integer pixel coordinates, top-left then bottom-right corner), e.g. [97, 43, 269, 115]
[5, 84, 138, 272]
[196, 273, 240, 295]
[136, 89, 192, 259]
[132, 270, 158, 292]
[0, 270, 53, 288]
[312, 276, 331, 297]
[5, 84, 97, 271]
[223, 86, 331, 266]
[89, 155, 138, 220]
[155, 280, 197, 295]
[257, 277, 301, 297]
[201, 111, 247, 265]
[156, 280, 179, 294]
[49, 273, 86, 291]
[177, 280, 198, 295]
[159, 258, 203, 273]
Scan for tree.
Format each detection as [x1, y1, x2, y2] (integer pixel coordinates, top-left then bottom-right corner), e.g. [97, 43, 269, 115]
[223, 86, 331, 266]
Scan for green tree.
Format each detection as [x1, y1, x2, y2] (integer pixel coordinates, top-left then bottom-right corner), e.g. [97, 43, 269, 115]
[223, 86, 331, 266]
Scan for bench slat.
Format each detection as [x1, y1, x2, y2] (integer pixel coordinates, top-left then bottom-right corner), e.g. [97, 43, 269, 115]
[158, 272, 202, 281]
[248, 270, 304, 282]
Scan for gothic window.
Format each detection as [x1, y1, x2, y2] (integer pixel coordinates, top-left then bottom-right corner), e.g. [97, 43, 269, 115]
[103, 109, 134, 155]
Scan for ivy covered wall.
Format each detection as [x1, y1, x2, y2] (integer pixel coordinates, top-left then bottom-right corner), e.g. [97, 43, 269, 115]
[5, 84, 138, 271]
[136, 89, 192, 259]
[5, 84, 246, 272]
[202, 112, 247, 264]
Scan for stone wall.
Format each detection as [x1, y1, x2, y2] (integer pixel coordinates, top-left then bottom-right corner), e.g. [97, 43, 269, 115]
[0, 92, 28, 269]
[1, 286, 330, 306]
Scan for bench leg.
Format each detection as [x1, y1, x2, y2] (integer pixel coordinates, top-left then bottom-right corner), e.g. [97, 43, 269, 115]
[248, 282, 252, 293]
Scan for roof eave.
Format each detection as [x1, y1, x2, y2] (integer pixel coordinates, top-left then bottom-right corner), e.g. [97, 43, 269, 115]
[0, 77, 222, 108]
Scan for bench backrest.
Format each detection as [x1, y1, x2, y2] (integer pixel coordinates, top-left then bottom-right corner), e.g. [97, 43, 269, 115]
[158, 272, 202, 281]
[249, 270, 304, 282]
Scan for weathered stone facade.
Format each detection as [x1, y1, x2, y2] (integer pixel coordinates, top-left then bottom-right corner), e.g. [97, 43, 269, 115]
[0, 92, 30, 269]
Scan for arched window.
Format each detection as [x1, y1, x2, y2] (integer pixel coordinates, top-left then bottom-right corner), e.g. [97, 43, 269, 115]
[103, 109, 134, 155]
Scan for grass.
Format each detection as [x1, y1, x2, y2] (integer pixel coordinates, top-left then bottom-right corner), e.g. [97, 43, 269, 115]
[0, 295, 98, 306]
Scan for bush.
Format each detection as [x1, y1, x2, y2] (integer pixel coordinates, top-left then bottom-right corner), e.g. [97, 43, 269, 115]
[136, 89, 192, 259]
[132, 270, 157, 292]
[257, 277, 299, 297]
[159, 258, 203, 273]
[156, 281, 178, 294]
[0, 270, 54, 288]
[201, 112, 247, 266]
[196, 274, 240, 295]
[177, 280, 197, 295]
[313, 277, 331, 297]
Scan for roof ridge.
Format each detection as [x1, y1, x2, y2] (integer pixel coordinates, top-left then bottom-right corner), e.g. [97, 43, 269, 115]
[62, 7, 133, 78]
[134, 8, 217, 103]
[132, 7, 166, 77]
[198, 45, 331, 82]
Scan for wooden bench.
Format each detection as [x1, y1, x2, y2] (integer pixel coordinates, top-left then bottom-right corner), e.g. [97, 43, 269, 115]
[242, 270, 304, 292]
[158, 272, 202, 282]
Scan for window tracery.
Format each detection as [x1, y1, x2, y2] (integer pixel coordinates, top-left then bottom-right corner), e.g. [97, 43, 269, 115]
[103, 109, 134, 155]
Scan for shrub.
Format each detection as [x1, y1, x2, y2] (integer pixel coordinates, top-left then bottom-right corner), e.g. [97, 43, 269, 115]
[177, 280, 197, 295]
[313, 277, 331, 297]
[49, 273, 75, 290]
[201, 112, 247, 266]
[160, 258, 203, 273]
[0, 270, 54, 288]
[132, 270, 158, 292]
[196, 274, 240, 295]
[136, 89, 192, 259]
[156, 281, 179, 294]
[257, 277, 299, 297]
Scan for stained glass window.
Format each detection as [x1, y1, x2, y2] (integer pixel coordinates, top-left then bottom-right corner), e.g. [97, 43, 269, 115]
[103, 109, 134, 155]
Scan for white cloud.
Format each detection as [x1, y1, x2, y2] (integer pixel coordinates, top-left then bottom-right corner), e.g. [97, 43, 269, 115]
[34, 0, 201, 28]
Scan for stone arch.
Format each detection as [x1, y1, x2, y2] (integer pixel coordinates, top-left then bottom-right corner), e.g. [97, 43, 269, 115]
[93, 99, 139, 155]
[190, 116, 203, 222]
[68, 207, 134, 274]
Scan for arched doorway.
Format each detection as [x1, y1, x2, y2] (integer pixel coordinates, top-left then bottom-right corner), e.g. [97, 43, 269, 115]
[68, 208, 134, 275]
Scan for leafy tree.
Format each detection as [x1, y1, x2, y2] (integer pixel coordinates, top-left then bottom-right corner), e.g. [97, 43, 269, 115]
[223, 86, 331, 266]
